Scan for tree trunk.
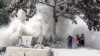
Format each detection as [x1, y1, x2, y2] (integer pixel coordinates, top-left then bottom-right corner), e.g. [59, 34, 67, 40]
[52, 0, 58, 43]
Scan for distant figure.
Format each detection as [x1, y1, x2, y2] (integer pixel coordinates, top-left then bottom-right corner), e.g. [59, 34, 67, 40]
[67, 35, 73, 48]
[76, 34, 80, 47]
[80, 34, 85, 46]
[72, 36, 77, 48]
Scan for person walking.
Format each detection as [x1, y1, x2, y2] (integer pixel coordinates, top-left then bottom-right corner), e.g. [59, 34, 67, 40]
[80, 34, 85, 46]
[72, 36, 77, 48]
[67, 35, 73, 48]
[76, 34, 80, 47]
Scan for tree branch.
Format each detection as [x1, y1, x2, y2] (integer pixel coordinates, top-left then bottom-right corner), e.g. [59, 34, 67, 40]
[57, 12, 66, 17]
[61, 15, 69, 18]
[57, 2, 66, 6]
[54, 0, 58, 6]
[53, 0, 58, 22]
[38, 2, 54, 7]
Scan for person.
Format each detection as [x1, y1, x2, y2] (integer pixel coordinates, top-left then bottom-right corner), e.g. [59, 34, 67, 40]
[80, 34, 85, 46]
[76, 34, 80, 47]
[67, 35, 73, 48]
[72, 36, 77, 48]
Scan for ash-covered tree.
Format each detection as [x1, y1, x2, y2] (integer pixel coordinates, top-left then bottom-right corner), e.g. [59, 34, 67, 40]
[2, 0, 100, 30]
[32, 0, 78, 40]
[2, 0, 100, 41]
[2, 0, 77, 35]
[37, 0, 100, 32]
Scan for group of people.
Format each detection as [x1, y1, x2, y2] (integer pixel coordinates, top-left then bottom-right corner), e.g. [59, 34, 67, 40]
[67, 34, 85, 48]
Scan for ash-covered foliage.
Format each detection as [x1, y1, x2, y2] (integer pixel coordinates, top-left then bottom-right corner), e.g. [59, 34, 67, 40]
[0, 0, 36, 25]
[75, 0, 100, 31]
[0, 0, 100, 31]
[40, 0, 100, 31]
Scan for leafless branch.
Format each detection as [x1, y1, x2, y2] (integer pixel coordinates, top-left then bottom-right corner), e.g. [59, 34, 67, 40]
[61, 15, 68, 18]
[38, 2, 54, 7]
[57, 2, 66, 6]
[57, 12, 66, 17]
[54, 0, 58, 6]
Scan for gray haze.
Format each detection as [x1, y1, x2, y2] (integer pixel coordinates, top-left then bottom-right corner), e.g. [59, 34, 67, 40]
[0, 3, 100, 49]
[56, 15, 100, 49]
